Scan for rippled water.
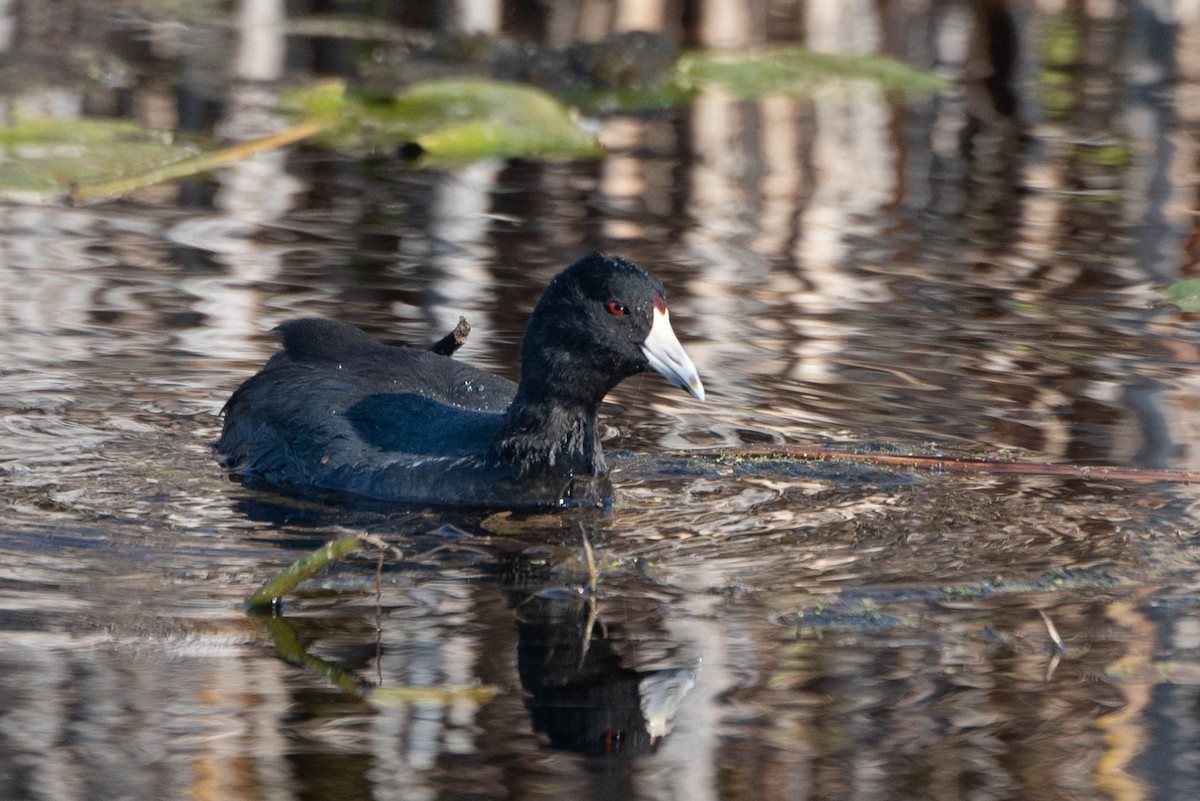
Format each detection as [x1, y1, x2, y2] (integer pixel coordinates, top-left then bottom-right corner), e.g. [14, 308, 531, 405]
[4, 2, 1200, 800]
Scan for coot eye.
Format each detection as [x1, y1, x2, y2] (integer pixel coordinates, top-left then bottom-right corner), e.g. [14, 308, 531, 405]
[606, 301, 628, 316]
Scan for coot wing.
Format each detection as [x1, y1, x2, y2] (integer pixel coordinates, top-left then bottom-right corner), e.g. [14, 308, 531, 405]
[268, 318, 516, 412]
[217, 319, 517, 486]
[343, 393, 501, 456]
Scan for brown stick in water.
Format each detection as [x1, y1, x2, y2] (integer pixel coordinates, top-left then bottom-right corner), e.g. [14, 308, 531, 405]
[682, 444, 1200, 484]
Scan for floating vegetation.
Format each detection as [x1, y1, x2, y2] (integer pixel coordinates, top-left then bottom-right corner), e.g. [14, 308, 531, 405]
[70, 120, 327, 203]
[254, 610, 497, 707]
[287, 78, 603, 161]
[0, 118, 200, 202]
[244, 533, 384, 611]
[0, 34, 946, 201]
[0, 116, 328, 203]
[674, 46, 950, 98]
[1165, 279, 1200, 312]
[246, 533, 498, 707]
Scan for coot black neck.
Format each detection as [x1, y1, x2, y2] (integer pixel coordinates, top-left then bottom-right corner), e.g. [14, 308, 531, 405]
[489, 342, 618, 476]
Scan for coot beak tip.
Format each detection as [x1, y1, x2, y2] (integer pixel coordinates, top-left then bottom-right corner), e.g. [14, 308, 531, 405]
[641, 306, 705, 402]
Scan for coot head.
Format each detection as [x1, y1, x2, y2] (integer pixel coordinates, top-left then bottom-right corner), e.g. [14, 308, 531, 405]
[490, 252, 703, 478]
[517, 252, 705, 406]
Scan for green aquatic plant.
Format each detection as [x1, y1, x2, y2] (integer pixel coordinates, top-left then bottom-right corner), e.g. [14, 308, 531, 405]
[0, 117, 200, 200]
[674, 46, 949, 98]
[0, 78, 601, 202]
[1040, 15, 1082, 119]
[288, 78, 603, 161]
[0, 115, 325, 203]
[244, 533, 381, 610]
[0, 42, 945, 200]
[253, 610, 497, 706]
[245, 533, 497, 706]
[566, 45, 948, 113]
[1165, 279, 1200, 312]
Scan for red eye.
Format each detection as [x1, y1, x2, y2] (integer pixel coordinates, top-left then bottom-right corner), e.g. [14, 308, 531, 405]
[606, 300, 628, 316]
[654, 293, 666, 313]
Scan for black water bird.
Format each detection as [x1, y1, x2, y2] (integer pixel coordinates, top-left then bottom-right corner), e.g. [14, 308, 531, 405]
[216, 253, 704, 507]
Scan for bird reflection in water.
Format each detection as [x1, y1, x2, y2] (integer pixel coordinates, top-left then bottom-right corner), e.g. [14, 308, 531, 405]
[498, 543, 698, 756]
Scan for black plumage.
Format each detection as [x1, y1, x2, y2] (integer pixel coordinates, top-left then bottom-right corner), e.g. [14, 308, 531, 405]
[216, 253, 704, 508]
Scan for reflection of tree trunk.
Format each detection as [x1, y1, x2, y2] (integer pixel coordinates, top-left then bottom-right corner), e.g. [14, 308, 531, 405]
[180, 0, 303, 358]
[1096, 598, 1154, 801]
[615, 0, 669, 35]
[971, 0, 1023, 120]
[807, 0, 878, 54]
[959, 0, 1030, 242]
[415, 163, 502, 338]
[452, 0, 501, 34]
[697, 0, 757, 48]
[237, 0, 285, 81]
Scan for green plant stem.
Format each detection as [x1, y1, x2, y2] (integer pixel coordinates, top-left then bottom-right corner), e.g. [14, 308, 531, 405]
[70, 119, 329, 203]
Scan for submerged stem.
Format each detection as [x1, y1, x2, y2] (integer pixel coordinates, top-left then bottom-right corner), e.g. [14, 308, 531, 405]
[245, 533, 392, 610]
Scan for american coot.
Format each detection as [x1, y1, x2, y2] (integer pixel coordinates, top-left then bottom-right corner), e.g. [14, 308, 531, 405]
[217, 253, 705, 508]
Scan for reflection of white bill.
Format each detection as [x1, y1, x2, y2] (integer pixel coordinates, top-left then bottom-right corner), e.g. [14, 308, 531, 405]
[640, 662, 700, 741]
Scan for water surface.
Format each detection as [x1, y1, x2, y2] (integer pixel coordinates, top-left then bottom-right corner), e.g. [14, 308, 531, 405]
[3, 2, 1200, 800]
